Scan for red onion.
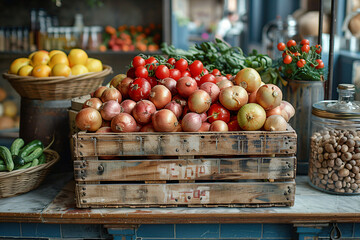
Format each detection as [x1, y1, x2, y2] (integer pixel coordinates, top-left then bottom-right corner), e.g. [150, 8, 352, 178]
[116, 77, 133, 99]
[120, 99, 136, 114]
[199, 82, 220, 103]
[100, 100, 122, 121]
[198, 122, 211, 132]
[159, 77, 177, 95]
[101, 87, 122, 103]
[181, 112, 202, 132]
[111, 113, 137, 132]
[210, 120, 229, 132]
[132, 100, 156, 125]
[164, 101, 183, 119]
[176, 76, 198, 98]
[140, 123, 156, 132]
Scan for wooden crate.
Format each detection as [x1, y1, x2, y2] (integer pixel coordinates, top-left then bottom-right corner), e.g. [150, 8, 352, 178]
[73, 128, 297, 208]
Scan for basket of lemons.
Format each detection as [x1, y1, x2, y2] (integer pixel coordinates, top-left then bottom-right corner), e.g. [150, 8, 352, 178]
[2, 49, 112, 100]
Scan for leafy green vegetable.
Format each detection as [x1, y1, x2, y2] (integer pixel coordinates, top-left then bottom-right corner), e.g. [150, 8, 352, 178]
[160, 38, 278, 84]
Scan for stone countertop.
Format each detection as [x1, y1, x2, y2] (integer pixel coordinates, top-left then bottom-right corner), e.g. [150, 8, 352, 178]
[1, 174, 360, 225]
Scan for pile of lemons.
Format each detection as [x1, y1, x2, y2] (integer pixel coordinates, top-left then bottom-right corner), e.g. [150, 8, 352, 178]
[9, 49, 103, 78]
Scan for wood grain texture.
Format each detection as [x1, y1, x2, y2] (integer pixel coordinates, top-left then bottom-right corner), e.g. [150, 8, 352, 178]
[74, 157, 296, 182]
[73, 128, 297, 157]
[75, 181, 295, 208]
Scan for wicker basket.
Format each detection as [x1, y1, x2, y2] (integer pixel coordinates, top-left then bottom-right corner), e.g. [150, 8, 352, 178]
[2, 65, 113, 100]
[0, 149, 60, 198]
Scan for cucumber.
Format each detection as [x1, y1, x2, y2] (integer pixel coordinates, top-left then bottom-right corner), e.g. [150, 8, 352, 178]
[0, 146, 14, 171]
[10, 138, 24, 156]
[23, 147, 43, 163]
[20, 140, 44, 158]
[13, 155, 25, 167]
[16, 162, 32, 170]
[0, 164, 6, 171]
[38, 153, 46, 165]
[30, 158, 39, 167]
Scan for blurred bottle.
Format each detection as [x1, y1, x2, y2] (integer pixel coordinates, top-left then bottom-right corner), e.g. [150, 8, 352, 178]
[0, 27, 4, 51]
[30, 8, 37, 51]
[74, 13, 84, 48]
[81, 26, 89, 49]
[88, 26, 102, 50]
[37, 9, 47, 50]
[262, 16, 284, 59]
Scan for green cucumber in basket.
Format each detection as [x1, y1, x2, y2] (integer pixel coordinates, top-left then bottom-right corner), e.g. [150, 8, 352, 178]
[0, 146, 14, 171]
[0, 164, 6, 171]
[23, 147, 43, 163]
[30, 158, 39, 167]
[38, 153, 46, 165]
[10, 138, 24, 156]
[13, 155, 25, 167]
[16, 162, 32, 170]
[19, 140, 44, 158]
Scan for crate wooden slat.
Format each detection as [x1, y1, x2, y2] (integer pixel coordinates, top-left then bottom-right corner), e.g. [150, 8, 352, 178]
[74, 156, 296, 182]
[76, 180, 295, 208]
[73, 128, 297, 157]
[71, 96, 297, 208]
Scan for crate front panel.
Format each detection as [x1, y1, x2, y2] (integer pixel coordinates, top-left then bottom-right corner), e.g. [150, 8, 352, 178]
[74, 156, 296, 182]
[73, 129, 297, 157]
[76, 180, 295, 208]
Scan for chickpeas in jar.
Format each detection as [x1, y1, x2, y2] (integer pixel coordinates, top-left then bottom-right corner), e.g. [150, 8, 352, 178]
[309, 84, 360, 194]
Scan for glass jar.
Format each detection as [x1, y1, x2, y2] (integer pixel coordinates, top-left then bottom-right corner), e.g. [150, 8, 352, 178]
[309, 84, 360, 194]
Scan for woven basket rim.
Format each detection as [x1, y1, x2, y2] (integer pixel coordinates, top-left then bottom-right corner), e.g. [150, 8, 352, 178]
[2, 65, 112, 85]
[0, 149, 59, 179]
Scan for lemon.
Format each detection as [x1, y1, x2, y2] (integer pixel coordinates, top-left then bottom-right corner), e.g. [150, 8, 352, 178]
[71, 64, 89, 75]
[86, 58, 103, 72]
[18, 65, 34, 76]
[68, 49, 88, 67]
[9, 58, 31, 74]
[51, 63, 71, 77]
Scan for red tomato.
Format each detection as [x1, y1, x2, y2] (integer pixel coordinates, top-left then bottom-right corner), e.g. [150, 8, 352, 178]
[300, 39, 310, 45]
[202, 68, 209, 75]
[297, 59, 306, 68]
[211, 69, 221, 76]
[167, 57, 176, 65]
[283, 55, 292, 64]
[132, 56, 145, 68]
[199, 73, 216, 86]
[315, 59, 324, 69]
[301, 44, 310, 53]
[315, 45, 322, 54]
[169, 68, 181, 81]
[128, 78, 152, 101]
[228, 119, 241, 131]
[189, 60, 203, 77]
[207, 103, 230, 123]
[225, 74, 232, 80]
[181, 70, 191, 77]
[286, 39, 297, 48]
[175, 58, 188, 72]
[277, 42, 286, 51]
[147, 76, 158, 88]
[155, 65, 170, 79]
[126, 67, 136, 79]
[145, 56, 158, 70]
[135, 66, 149, 78]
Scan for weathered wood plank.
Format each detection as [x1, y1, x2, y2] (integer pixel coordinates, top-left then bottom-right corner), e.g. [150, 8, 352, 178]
[73, 128, 297, 157]
[76, 181, 295, 208]
[74, 157, 296, 182]
[71, 95, 91, 111]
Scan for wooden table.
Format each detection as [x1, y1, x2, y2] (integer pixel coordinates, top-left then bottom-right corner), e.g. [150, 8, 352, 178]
[1, 174, 360, 224]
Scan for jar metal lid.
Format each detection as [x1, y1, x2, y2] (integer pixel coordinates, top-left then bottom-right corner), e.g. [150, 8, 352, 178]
[312, 100, 360, 119]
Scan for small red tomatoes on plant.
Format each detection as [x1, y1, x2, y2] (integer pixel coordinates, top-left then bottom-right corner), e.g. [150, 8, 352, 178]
[297, 59, 306, 68]
[283, 55, 292, 64]
[286, 39, 296, 48]
[277, 42, 286, 51]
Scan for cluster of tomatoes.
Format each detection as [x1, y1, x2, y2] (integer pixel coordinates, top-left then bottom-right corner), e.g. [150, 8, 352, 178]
[277, 39, 324, 70]
[126, 56, 233, 85]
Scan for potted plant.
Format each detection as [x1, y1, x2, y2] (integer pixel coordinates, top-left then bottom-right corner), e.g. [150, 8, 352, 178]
[275, 39, 326, 174]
